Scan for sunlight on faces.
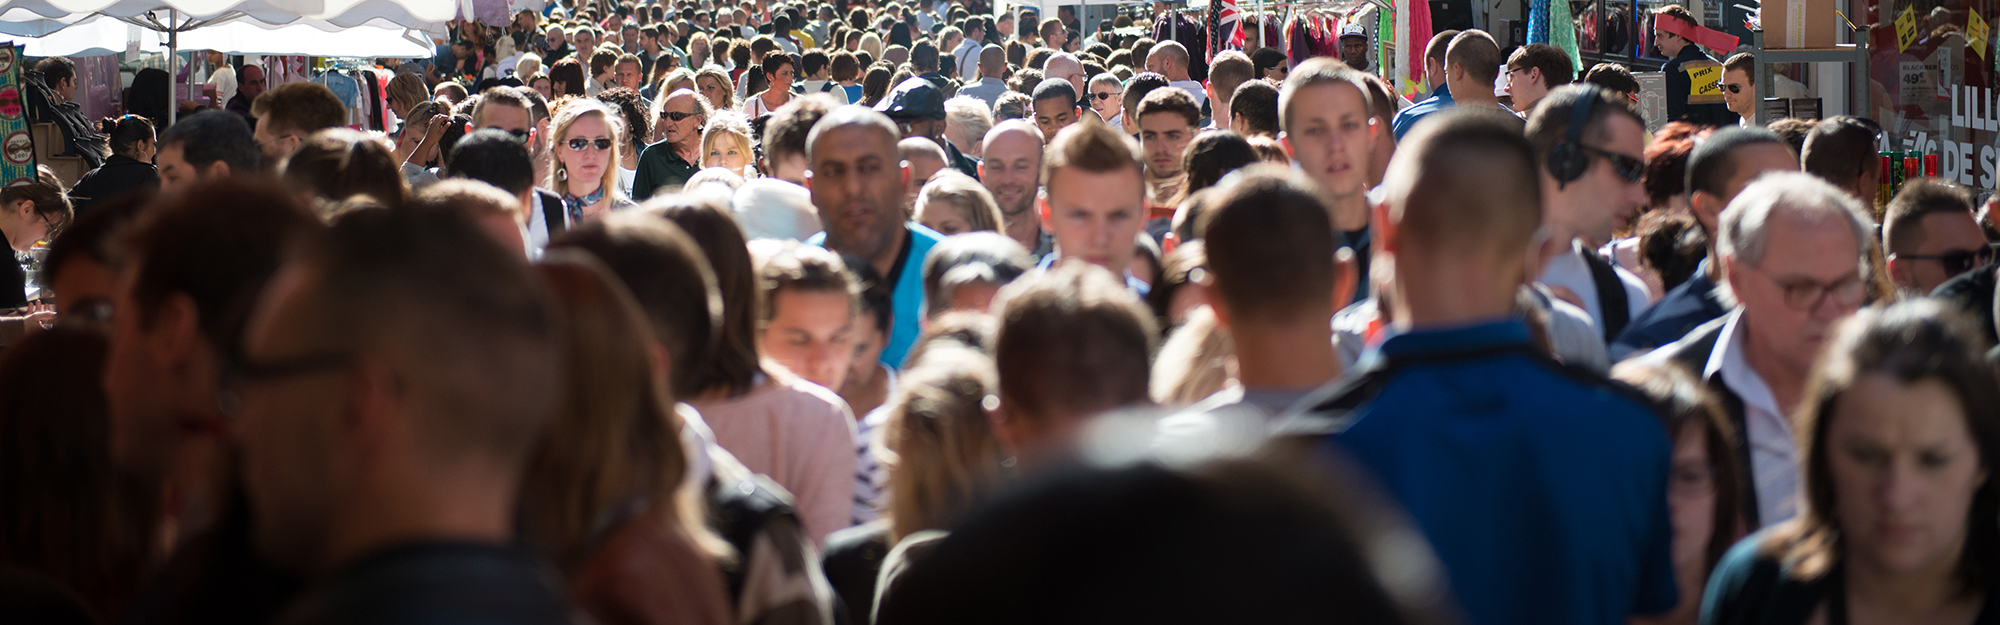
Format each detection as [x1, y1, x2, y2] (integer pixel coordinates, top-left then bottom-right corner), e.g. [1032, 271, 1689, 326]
[760, 288, 858, 390]
[916, 198, 973, 235]
[808, 124, 909, 261]
[1281, 82, 1376, 200]
[1568, 114, 1649, 243]
[846, 308, 886, 382]
[699, 76, 732, 108]
[1138, 112, 1193, 178]
[704, 133, 751, 172]
[1828, 375, 1987, 576]
[616, 62, 643, 90]
[477, 103, 532, 137]
[980, 128, 1043, 218]
[1726, 212, 1865, 374]
[1032, 98, 1078, 139]
[1721, 69, 1754, 116]
[561, 114, 616, 185]
[659, 93, 703, 145]
[1046, 164, 1144, 272]
[1895, 211, 1988, 293]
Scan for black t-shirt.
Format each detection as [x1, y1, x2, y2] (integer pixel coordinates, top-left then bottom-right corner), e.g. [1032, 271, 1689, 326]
[276, 543, 568, 625]
[821, 524, 891, 625]
[1, 229, 27, 309]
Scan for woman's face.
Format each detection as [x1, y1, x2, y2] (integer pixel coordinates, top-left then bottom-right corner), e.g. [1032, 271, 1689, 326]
[1666, 422, 1718, 575]
[759, 288, 857, 391]
[705, 135, 749, 172]
[915, 200, 972, 235]
[559, 115, 615, 189]
[1828, 374, 1987, 576]
[134, 129, 158, 162]
[532, 77, 553, 100]
[769, 62, 795, 90]
[699, 76, 730, 107]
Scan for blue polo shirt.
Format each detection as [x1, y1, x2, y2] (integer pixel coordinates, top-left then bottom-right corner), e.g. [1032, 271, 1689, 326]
[811, 223, 941, 369]
[1390, 85, 1453, 141]
[1292, 319, 1677, 625]
[1610, 259, 1729, 362]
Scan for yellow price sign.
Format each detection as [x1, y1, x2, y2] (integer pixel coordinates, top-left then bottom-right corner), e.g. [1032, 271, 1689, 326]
[1971, 9, 1991, 58]
[1897, 4, 1919, 52]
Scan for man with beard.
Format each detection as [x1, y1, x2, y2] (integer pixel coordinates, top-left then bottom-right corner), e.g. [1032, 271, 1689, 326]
[980, 120, 1052, 260]
[807, 106, 943, 368]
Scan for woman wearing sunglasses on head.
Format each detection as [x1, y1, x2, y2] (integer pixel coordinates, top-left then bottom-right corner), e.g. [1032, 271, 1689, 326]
[550, 99, 636, 224]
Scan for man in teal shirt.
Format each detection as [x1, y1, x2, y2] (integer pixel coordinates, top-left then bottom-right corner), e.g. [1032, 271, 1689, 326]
[804, 106, 941, 369]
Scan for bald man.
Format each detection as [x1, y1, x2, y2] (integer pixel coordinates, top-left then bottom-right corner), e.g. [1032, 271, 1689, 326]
[959, 45, 1009, 108]
[1044, 52, 1087, 96]
[980, 120, 1052, 259]
[1287, 109, 1677, 625]
[1145, 42, 1206, 110]
[806, 106, 943, 368]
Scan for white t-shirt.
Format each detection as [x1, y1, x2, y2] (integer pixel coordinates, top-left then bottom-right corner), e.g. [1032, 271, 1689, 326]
[1170, 79, 1207, 109]
[1538, 245, 1654, 338]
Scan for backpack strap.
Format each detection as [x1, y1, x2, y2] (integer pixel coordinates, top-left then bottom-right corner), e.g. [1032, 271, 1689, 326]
[1582, 247, 1631, 341]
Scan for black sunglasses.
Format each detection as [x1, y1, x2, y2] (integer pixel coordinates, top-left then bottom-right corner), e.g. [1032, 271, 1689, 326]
[567, 138, 616, 151]
[661, 110, 699, 121]
[1723, 83, 1745, 94]
[1091, 91, 1118, 101]
[1901, 244, 2000, 277]
[1580, 144, 1644, 183]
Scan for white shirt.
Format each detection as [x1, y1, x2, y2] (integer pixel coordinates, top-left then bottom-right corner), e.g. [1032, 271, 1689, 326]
[1169, 79, 1207, 109]
[1538, 244, 1654, 336]
[952, 39, 982, 82]
[526, 190, 570, 256]
[205, 65, 237, 107]
[1707, 308, 1799, 529]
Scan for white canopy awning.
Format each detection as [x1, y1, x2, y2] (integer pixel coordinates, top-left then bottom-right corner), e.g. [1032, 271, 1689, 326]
[6, 12, 436, 56]
[0, 0, 456, 29]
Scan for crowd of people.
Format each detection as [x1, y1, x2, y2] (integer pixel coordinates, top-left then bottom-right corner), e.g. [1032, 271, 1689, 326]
[2, 0, 2000, 624]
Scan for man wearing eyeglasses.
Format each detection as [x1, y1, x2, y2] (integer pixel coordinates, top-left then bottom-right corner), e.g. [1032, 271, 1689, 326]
[1638, 172, 1873, 531]
[632, 89, 708, 199]
[1526, 86, 1654, 343]
[1884, 179, 1991, 295]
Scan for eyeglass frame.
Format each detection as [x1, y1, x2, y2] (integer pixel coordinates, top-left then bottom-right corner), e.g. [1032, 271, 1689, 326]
[566, 137, 617, 151]
[1753, 267, 1869, 311]
[1576, 143, 1645, 183]
[1893, 243, 2000, 278]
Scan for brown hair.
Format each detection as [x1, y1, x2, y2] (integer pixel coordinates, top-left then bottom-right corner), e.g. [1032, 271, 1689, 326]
[1609, 360, 1746, 575]
[1884, 179, 1976, 254]
[916, 171, 1005, 233]
[1766, 300, 2000, 587]
[1445, 30, 1502, 85]
[1389, 110, 1542, 258]
[1135, 85, 1199, 129]
[1042, 118, 1143, 197]
[387, 71, 431, 113]
[122, 178, 323, 358]
[0, 327, 155, 617]
[3, 165, 72, 232]
[1207, 51, 1255, 106]
[520, 252, 728, 568]
[880, 345, 1006, 542]
[550, 212, 722, 400]
[250, 81, 347, 136]
[761, 93, 840, 166]
[281, 128, 412, 210]
[1198, 166, 1337, 324]
[1279, 58, 1375, 134]
[1507, 43, 1576, 90]
[549, 59, 588, 97]
[993, 262, 1157, 421]
[756, 243, 859, 325]
[653, 196, 766, 398]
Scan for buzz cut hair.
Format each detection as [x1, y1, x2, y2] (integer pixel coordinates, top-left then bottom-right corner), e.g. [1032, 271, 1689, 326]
[1278, 57, 1376, 134]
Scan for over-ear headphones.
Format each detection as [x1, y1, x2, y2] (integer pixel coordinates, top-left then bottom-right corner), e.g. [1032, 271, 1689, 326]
[1545, 90, 1598, 189]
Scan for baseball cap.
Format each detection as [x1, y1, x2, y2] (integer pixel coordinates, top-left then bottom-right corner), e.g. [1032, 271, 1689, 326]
[875, 77, 947, 120]
[1339, 23, 1367, 39]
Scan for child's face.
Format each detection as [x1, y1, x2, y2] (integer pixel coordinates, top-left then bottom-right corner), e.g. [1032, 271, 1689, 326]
[705, 135, 749, 171]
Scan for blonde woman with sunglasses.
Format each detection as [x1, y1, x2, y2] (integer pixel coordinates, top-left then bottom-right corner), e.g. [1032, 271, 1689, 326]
[550, 99, 635, 223]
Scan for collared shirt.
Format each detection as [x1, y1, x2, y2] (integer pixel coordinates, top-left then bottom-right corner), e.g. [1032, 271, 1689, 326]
[632, 140, 702, 201]
[810, 223, 942, 369]
[1611, 259, 1730, 362]
[1390, 85, 1453, 141]
[1703, 308, 1799, 528]
[1291, 319, 1679, 625]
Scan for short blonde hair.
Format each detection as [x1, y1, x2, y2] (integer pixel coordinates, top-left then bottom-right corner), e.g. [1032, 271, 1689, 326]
[1041, 119, 1142, 196]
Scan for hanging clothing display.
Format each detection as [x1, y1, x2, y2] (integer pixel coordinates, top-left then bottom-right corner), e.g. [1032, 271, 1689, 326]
[1152, 9, 1210, 81]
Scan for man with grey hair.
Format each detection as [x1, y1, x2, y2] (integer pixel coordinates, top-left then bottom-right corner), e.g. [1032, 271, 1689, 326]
[1638, 170, 1875, 530]
[806, 105, 943, 368]
[632, 89, 710, 199]
[943, 96, 992, 159]
[979, 119, 1051, 259]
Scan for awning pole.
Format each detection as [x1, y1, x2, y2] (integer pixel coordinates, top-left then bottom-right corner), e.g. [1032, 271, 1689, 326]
[167, 9, 178, 126]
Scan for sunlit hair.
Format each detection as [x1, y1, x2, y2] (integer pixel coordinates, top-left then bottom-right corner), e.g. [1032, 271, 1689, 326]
[695, 66, 736, 108]
[878, 344, 1007, 542]
[700, 111, 755, 175]
[521, 252, 732, 570]
[548, 98, 630, 204]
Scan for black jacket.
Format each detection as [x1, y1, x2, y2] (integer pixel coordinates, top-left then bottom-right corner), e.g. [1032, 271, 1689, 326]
[69, 155, 160, 214]
[1662, 45, 1738, 127]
